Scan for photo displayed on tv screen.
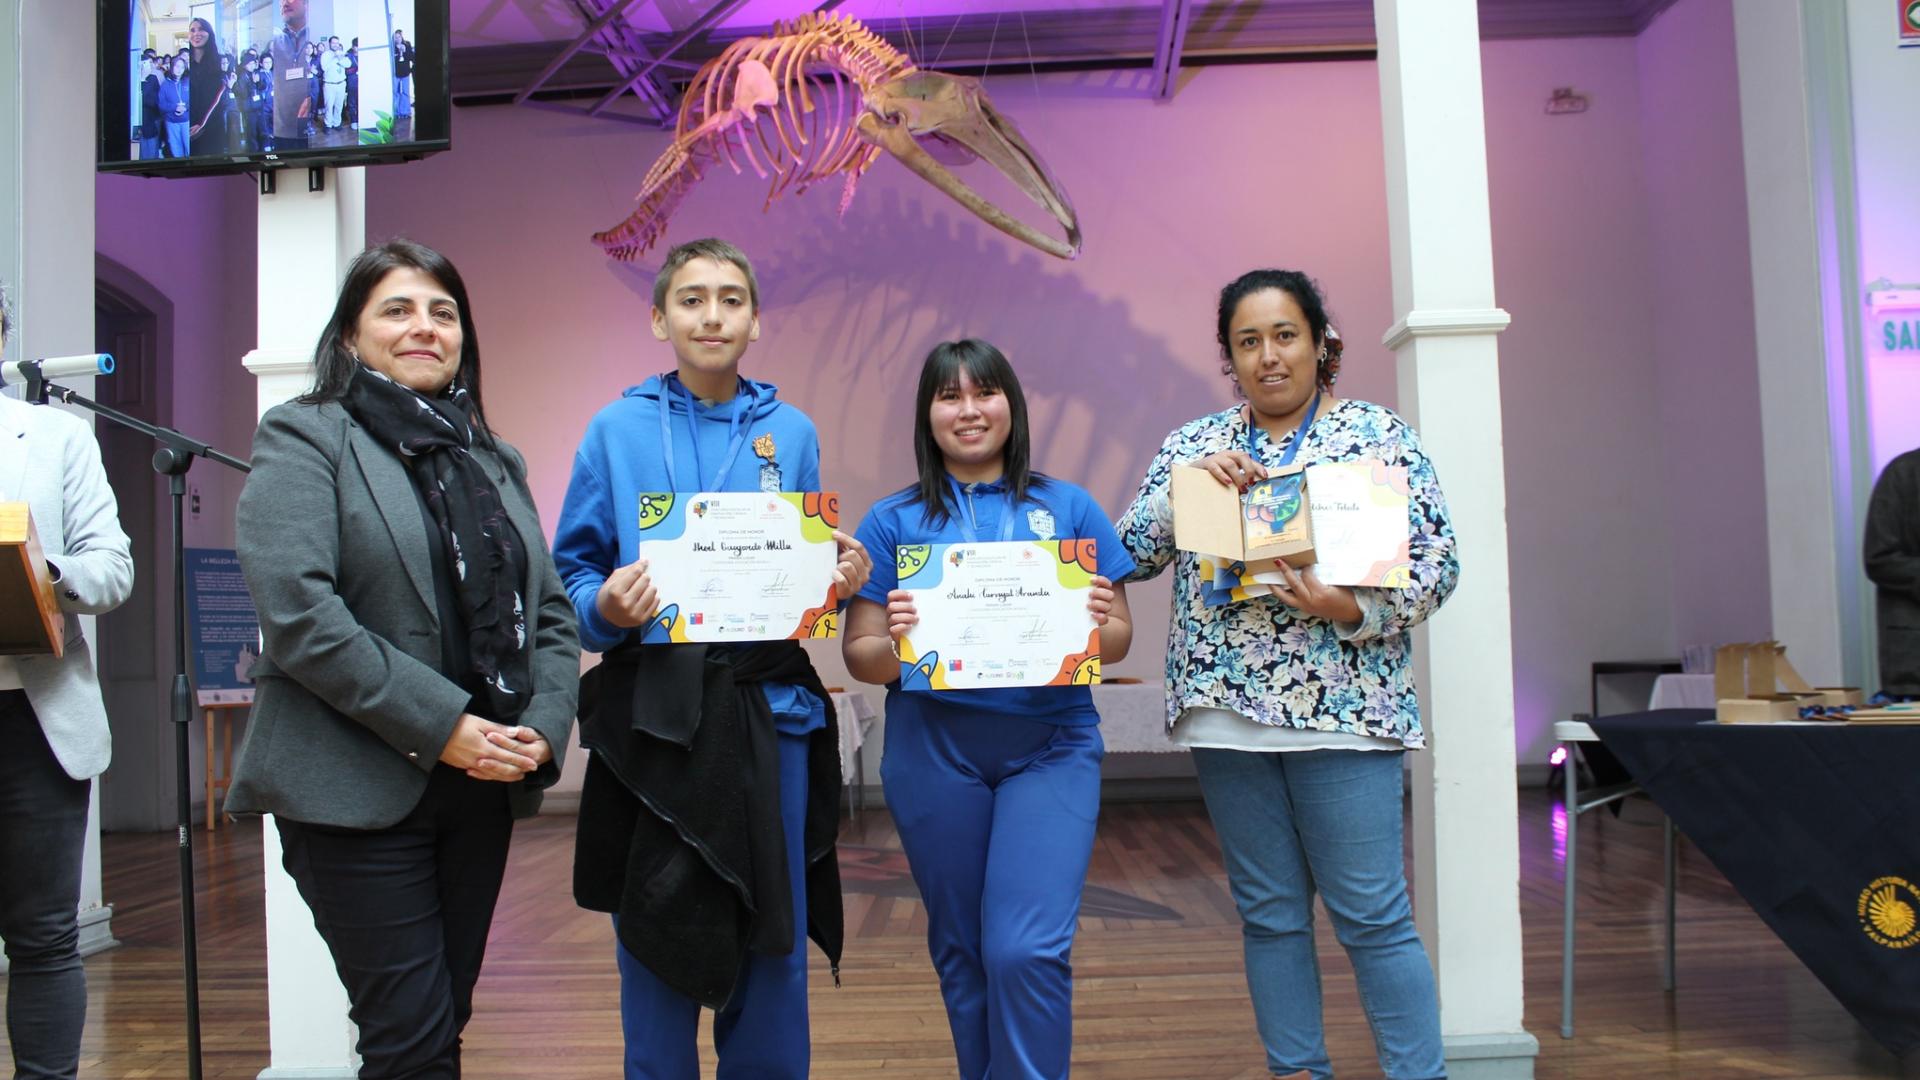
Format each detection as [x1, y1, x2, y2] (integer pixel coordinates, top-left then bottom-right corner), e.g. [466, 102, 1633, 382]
[123, 0, 425, 163]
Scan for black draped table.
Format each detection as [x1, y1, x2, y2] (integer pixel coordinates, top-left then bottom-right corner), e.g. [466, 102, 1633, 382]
[1590, 709, 1920, 1058]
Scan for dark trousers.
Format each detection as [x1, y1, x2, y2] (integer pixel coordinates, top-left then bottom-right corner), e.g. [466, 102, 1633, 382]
[0, 690, 92, 1080]
[276, 765, 512, 1080]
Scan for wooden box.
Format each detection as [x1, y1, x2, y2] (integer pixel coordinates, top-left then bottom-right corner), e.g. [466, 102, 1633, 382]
[1171, 463, 1315, 569]
[0, 502, 64, 657]
[1713, 642, 1844, 723]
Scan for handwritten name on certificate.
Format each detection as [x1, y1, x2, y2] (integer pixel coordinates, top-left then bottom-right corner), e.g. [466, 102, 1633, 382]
[895, 540, 1103, 691]
[634, 491, 842, 643]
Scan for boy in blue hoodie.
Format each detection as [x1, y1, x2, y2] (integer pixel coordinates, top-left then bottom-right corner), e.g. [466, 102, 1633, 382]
[555, 237, 871, 1080]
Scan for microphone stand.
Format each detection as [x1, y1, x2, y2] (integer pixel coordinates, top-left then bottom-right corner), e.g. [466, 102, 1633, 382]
[25, 366, 249, 1080]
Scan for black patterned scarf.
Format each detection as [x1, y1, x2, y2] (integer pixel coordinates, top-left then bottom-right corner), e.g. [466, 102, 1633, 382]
[342, 364, 531, 723]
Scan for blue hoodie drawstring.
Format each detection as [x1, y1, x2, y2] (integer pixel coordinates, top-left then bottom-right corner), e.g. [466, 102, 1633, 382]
[658, 374, 755, 490]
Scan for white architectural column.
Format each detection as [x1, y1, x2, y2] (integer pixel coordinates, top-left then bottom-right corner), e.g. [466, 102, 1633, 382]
[1731, 1, 1859, 688]
[1372, 1, 1535, 1075]
[242, 166, 366, 1080]
[1, 0, 115, 961]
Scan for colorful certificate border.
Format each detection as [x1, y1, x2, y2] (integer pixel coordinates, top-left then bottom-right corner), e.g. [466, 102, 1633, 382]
[635, 491, 842, 644]
[895, 539, 1103, 690]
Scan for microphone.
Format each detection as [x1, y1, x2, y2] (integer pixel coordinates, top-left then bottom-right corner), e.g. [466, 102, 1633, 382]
[0, 354, 115, 388]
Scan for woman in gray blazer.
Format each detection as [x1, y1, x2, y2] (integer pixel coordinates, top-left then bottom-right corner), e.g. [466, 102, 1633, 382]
[229, 239, 579, 1079]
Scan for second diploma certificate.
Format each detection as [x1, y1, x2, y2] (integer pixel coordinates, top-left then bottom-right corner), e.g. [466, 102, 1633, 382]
[895, 540, 1103, 690]
[635, 491, 842, 643]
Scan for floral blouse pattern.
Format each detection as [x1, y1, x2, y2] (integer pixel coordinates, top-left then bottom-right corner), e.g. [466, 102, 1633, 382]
[1116, 399, 1459, 747]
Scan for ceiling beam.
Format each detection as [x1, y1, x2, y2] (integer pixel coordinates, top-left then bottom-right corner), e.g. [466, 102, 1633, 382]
[588, 0, 751, 117]
[1150, 0, 1196, 101]
[516, 0, 654, 105]
[585, 46, 702, 70]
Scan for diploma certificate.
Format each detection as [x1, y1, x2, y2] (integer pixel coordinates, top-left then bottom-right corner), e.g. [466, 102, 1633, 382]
[634, 491, 841, 643]
[895, 540, 1102, 690]
[1301, 462, 1411, 588]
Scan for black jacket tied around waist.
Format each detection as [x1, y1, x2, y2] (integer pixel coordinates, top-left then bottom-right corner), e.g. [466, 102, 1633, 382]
[573, 639, 844, 1009]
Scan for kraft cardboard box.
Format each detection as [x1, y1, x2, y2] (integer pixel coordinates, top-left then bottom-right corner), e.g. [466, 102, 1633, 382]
[1170, 463, 1315, 569]
[1771, 646, 1864, 708]
[1713, 642, 1856, 722]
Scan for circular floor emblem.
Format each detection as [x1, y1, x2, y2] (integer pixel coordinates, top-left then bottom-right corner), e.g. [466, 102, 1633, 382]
[1859, 876, 1920, 948]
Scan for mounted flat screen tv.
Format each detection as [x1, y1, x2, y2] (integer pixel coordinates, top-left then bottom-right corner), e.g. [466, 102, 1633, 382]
[99, 0, 449, 177]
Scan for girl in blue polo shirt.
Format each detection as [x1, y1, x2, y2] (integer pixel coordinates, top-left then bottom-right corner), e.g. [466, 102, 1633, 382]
[843, 338, 1135, 1080]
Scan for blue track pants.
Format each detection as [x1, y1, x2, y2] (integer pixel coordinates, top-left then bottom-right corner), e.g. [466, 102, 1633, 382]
[882, 702, 1102, 1080]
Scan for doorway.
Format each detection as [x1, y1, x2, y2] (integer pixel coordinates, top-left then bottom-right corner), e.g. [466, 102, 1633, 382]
[94, 257, 175, 832]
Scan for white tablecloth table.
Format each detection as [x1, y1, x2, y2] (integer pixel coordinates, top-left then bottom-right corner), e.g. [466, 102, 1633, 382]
[1091, 680, 1176, 753]
[1649, 672, 1716, 710]
[830, 690, 879, 815]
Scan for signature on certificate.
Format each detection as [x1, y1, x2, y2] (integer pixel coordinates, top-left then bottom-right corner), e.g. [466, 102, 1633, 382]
[1018, 619, 1053, 644]
[959, 625, 985, 645]
[762, 570, 795, 597]
[698, 578, 728, 598]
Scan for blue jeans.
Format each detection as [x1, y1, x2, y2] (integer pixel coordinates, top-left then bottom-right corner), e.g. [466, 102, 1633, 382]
[615, 731, 812, 1080]
[165, 120, 190, 157]
[882, 700, 1102, 1080]
[1192, 748, 1444, 1080]
[394, 76, 411, 117]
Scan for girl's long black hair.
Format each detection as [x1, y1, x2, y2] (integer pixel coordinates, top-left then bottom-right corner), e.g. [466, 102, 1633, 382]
[909, 338, 1044, 526]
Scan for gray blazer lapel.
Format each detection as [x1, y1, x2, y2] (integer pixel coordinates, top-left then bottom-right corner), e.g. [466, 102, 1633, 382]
[347, 430, 438, 618]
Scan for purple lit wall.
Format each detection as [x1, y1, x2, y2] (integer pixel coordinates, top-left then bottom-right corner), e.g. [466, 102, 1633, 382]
[1633, 0, 1770, 649]
[92, 0, 1771, 767]
[1482, 33, 1674, 740]
[95, 172, 261, 552]
[361, 59, 1400, 701]
[360, 28, 1764, 764]
[1849, 0, 1920, 477]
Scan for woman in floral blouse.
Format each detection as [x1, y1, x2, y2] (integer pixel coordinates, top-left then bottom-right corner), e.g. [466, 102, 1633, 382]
[1116, 269, 1458, 1080]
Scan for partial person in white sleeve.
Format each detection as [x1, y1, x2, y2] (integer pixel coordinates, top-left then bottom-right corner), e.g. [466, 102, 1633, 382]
[0, 284, 136, 1080]
[1115, 269, 1459, 1080]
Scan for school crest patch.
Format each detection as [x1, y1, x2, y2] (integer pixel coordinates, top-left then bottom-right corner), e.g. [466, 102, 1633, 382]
[754, 434, 781, 491]
[1027, 507, 1056, 540]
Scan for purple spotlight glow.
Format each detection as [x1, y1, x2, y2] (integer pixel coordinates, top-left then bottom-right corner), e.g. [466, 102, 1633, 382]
[1548, 746, 1569, 767]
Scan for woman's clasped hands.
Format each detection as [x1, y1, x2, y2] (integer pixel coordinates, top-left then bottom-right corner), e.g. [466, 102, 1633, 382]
[439, 713, 551, 782]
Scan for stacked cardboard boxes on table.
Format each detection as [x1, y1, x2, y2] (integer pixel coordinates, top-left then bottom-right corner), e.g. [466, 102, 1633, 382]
[1713, 642, 1860, 722]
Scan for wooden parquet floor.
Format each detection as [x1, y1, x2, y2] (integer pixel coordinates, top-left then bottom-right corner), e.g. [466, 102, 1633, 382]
[4, 787, 1909, 1078]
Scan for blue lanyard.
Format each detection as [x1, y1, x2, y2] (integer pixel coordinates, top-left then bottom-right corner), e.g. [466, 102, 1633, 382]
[948, 475, 1018, 544]
[1248, 390, 1321, 467]
[659, 375, 753, 491]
